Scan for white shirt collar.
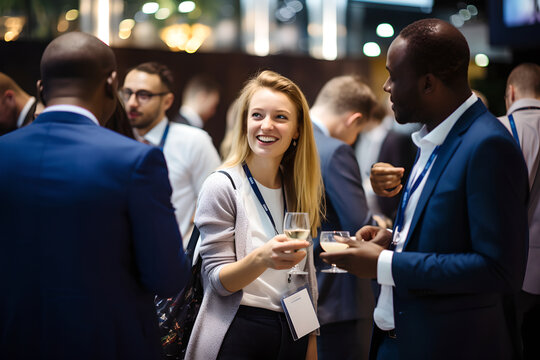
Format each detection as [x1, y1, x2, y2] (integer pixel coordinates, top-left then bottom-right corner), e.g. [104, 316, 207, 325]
[41, 104, 100, 125]
[311, 116, 330, 137]
[412, 93, 478, 149]
[180, 105, 203, 128]
[507, 98, 540, 115]
[143, 117, 168, 145]
[16, 97, 36, 128]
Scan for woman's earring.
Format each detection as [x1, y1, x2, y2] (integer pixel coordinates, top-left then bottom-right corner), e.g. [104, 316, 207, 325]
[293, 139, 297, 147]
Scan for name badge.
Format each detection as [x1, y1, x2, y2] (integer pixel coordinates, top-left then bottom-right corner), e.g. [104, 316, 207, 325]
[280, 286, 320, 340]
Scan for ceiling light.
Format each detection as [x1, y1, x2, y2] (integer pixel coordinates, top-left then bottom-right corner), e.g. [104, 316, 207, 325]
[376, 23, 394, 38]
[363, 42, 381, 57]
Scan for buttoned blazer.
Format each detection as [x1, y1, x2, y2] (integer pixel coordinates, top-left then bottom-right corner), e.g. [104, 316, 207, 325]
[312, 124, 375, 324]
[376, 100, 529, 360]
[0, 111, 189, 360]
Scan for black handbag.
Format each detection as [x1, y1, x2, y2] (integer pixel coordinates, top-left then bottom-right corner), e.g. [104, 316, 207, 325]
[155, 225, 202, 359]
[155, 170, 236, 359]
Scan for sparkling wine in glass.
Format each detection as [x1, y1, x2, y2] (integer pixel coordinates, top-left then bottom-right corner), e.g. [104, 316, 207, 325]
[283, 212, 310, 275]
[320, 231, 349, 273]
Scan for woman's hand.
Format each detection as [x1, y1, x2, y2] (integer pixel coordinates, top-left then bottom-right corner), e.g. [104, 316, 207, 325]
[219, 234, 309, 293]
[255, 234, 309, 270]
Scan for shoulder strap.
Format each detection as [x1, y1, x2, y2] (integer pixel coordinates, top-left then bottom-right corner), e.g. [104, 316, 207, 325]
[186, 170, 236, 262]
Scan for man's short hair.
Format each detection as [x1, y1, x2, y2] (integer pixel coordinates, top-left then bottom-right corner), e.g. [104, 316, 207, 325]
[507, 63, 540, 97]
[130, 62, 175, 92]
[312, 75, 377, 116]
[399, 19, 470, 87]
[182, 74, 220, 103]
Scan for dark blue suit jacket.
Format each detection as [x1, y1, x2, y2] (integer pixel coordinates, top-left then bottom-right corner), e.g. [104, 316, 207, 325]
[0, 111, 190, 360]
[313, 123, 375, 325]
[372, 100, 529, 359]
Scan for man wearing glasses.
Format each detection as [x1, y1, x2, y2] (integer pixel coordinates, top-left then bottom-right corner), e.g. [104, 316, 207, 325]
[122, 62, 220, 244]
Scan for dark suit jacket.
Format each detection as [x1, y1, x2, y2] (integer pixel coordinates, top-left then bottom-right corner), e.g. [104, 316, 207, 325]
[371, 100, 529, 360]
[376, 129, 417, 221]
[170, 111, 190, 126]
[0, 110, 190, 360]
[312, 123, 375, 325]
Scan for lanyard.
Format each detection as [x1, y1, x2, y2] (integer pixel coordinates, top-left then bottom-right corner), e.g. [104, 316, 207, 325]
[394, 146, 440, 234]
[158, 122, 170, 150]
[507, 114, 520, 148]
[507, 107, 540, 148]
[242, 163, 287, 235]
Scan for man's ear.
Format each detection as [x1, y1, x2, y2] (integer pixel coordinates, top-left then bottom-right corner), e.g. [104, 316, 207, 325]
[36, 80, 46, 106]
[105, 71, 117, 100]
[346, 112, 363, 127]
[1, 89, 15, 104]
[506, 84, 516, 109]
[163, 92, 174, 111]
[421, 73, 437, 95]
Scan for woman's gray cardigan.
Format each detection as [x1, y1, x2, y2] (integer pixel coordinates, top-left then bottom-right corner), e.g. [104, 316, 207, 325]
[185, 166, 318, 360]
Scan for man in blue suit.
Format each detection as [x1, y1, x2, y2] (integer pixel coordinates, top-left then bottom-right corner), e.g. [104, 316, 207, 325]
[0, 32, 190, 359]
[311, 75, 379, 360]
[321, 19, 529, 360]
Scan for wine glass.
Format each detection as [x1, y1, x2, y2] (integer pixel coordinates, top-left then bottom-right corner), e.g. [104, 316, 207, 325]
[320, 231, 349, 273]
[283, 212, 311, 275]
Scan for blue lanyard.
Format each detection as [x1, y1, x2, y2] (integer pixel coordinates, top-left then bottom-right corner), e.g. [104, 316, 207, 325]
[394, 146, 440, 234]
[158, 122, 170, 150]
[242, 163, 287, 235]
[508, 114, 520, 148]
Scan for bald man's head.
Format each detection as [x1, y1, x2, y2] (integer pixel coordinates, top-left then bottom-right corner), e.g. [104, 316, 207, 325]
[40, 32, 116, 103]
[40, 32, 118, 122]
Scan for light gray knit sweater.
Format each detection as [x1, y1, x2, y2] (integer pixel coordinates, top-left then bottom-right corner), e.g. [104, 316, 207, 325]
[185, 166, 318, 360]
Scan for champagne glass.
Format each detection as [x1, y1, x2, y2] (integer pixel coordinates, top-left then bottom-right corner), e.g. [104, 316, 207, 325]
[283, 212, 311, 275]
[320, 231, 349, 273]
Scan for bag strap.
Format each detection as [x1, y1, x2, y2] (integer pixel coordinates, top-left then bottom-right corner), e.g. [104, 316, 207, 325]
[186, 170, 236, 263]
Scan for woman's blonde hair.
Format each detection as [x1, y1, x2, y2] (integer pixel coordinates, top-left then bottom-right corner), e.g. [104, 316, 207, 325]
[223, 70, 324, 235]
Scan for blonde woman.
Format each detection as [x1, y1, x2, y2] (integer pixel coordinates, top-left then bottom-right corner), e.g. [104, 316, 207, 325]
[185, 70, 324, 360]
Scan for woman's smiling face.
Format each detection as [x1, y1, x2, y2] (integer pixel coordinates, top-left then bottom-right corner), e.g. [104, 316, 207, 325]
[246, 87, 299, 163]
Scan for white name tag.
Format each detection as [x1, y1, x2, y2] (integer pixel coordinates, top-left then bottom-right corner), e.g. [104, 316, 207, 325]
[281, 286, 320, 340]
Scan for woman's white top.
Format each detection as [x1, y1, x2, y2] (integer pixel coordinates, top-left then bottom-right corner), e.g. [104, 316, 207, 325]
[239, 179, 306, 311]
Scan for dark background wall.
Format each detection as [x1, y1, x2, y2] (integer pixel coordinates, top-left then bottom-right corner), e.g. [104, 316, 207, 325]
[0, 41, 371, 149]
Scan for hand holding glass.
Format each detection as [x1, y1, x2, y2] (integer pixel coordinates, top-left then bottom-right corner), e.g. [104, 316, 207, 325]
[283, 212, 310, 275]
[320, 231, 349, 273]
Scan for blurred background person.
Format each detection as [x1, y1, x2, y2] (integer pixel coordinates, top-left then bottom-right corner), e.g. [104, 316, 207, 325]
[122, 62, 220, 244]
[355, 94, 417, 223]
[0, 32, 189, 360]
[103, 95, 136, 139]
[172, 73, 220, 129]
[0, 72, 41, 135]
[499, 62, 540, 360]
[310, 75, 379, 360]
[219, 97, 240, 160]
[186, 70, 322, 360]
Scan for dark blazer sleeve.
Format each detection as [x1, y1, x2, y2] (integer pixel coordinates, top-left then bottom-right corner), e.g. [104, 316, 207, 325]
[392, 134, 529, 295]
[323, 143, 374, 232]
[127, 147, 190, 297]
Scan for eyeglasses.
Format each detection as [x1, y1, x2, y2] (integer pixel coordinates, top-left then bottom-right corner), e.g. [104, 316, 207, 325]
[120, 88, 170, 104]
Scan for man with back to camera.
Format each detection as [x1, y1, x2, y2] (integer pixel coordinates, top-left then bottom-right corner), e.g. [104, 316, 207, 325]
[171, 73, 220, 129]
[320, 19, 529, 360]
[0, 32, 190, 360]
[499, 62, 540, 360]
[122, 62, 220, 244]
[310, 75, 380, 360]
[0, 72, 43, 135]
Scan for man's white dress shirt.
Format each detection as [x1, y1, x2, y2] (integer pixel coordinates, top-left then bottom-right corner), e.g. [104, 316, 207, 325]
[143, 118, 220, 243]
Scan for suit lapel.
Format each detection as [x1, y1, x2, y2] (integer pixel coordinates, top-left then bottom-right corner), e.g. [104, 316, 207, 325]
[402, 100, 487, 250]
